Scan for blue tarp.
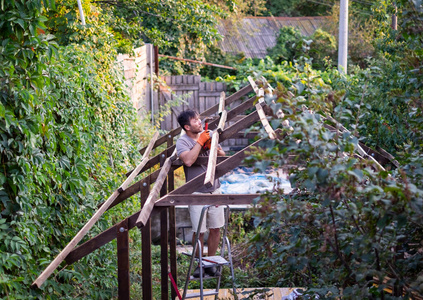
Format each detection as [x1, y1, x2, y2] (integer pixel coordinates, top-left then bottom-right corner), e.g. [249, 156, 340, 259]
[220, 167, 292, 194]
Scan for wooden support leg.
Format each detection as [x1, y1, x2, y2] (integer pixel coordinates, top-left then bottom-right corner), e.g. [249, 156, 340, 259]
[167, 135, 178, 300]
[169, 206, 177, 300]
[161, 209, 169, 300]
[141, 179, 152, 300]
[117, 219, 130, 300]
[160, 153, 169, 300]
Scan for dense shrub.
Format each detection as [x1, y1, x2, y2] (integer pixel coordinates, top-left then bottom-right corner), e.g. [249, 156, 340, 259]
[267, 26, 337, 70]
[1, 1, 142, 298]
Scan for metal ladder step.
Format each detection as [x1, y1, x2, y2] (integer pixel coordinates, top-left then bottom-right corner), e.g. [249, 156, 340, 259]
[184, 290, 219, 298]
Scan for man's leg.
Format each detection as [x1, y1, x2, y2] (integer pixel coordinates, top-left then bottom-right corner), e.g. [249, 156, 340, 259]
[207, 228, 221, 256]
[192, 232, 205, 257]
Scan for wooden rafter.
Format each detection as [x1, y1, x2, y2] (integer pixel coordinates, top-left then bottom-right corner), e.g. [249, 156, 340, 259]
[31, 132, 159, 289]
[256, 103, 276, 140]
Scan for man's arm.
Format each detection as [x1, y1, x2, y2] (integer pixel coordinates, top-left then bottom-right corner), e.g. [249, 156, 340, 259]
[217, 145, 225, 157]
[179, 143, 203, 167]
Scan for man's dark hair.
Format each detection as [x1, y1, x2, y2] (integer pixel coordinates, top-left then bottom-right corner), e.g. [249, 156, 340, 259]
[177, 109, 199, 130]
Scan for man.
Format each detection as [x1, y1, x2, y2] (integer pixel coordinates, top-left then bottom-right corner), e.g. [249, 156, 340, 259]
[176, 109, 225, 277]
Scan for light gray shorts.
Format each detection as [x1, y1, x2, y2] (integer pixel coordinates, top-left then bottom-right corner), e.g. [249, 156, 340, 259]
[190, 188, 225, 233]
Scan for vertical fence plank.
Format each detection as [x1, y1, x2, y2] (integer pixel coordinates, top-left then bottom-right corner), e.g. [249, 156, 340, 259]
[117, 219, 130, 300]
[141, 178, 152, 300]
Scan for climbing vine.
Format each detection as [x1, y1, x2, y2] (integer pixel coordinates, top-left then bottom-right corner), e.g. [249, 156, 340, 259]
[1, 0, 143, 298]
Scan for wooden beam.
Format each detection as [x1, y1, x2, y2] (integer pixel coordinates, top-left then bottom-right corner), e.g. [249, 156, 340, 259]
[141, 178, 152, 300]
[204, 110, 228, 188]
[204, 132, 220, 188]
[31, 133, 159, 289]
[135, 150, 177, 227]
[119, 132, 159, 192]
[218, 91, 226, 113]
[220, 111, 260, 143]
[256, 103, 276, 140]
[247, 76, 259, 93]
[155, 194, 261, 206]
[217, 110, 227, 134]
[158, 54, 237, 70]
[64, 206, 164, 265]
[117, 219, 130, 300]
[325, 115, 386, 171]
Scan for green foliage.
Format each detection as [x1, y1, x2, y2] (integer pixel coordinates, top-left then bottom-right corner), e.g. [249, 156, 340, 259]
[1, 0, 143, 298]
[98, 0, 225, 74]
[242, 67, 423, 298]
[264, 0, 329, 17]
[237, 3, 423, 295]
[267, 27, 303, 64]
[266, 26, 336, 70]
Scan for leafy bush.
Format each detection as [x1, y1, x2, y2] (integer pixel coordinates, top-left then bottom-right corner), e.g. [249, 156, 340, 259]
[243, 70, 423, 298]
[267, 26, 336, 70]
[1, 1, 143, 298]
[267, 26, 303, 65]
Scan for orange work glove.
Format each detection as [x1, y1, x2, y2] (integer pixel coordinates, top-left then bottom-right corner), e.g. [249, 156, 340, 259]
[197, 130, 210, 147]
[203, 138, 212, 150]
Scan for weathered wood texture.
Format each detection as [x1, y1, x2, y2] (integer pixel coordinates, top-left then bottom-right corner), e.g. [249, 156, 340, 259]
[117, 219, 130, 300]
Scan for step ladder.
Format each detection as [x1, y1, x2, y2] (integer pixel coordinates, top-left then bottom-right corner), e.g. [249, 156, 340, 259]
[182, 205, 237, 300]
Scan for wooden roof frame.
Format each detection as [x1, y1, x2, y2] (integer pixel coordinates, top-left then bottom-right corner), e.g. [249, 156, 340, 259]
[31, 78, 398, 300]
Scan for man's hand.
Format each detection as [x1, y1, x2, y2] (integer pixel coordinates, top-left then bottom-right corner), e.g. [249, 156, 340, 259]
[197, 130, 210, 147]
[203, 138, 211, 150]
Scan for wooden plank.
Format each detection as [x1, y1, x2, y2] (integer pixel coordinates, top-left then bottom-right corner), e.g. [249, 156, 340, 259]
[159, 154, 169, 300]
[218, 91, 226, 113]
[141, 178, 152, 300]
[160, 208, 169, 300]
[135, 149, 177, 227]
[168, 133, 177, 300]
[247, 76, 259, 93]
[119, 132, 159, 192]
[31, 133, 159, 289]
[64, 206, 165, 265]
[217, 110, 227, 134]
[155, 194, 260, 206]
[199, 91, 224, 97]
[117, 219, 130, 300]
[168, 84, 199, 91]
[204, 130, 220, 188]
[256, 103, 276, 140]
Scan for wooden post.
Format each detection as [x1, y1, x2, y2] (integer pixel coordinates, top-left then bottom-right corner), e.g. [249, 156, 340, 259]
[159, 154, 169, 300]
[167, 136, 177, 300]
[141, 178, 152, 300]
[117, 219, 130, 300]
